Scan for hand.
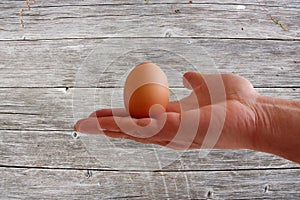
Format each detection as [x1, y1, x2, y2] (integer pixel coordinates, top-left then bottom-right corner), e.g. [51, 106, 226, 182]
[74, 72, 260, 150]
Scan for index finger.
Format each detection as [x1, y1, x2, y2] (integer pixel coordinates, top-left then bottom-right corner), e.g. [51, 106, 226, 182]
[99, 116, 163, 139]
[89, 108, 129, 118]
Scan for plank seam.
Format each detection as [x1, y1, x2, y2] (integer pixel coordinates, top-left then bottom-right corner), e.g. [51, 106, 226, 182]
[2, 2, 298, 8]
[0, 86, 299, 89]
[0, 164, 299, 172]
[0, 37, 300, 42]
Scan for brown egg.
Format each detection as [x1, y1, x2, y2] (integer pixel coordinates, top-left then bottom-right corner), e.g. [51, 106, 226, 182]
[124, 62, 170, 118]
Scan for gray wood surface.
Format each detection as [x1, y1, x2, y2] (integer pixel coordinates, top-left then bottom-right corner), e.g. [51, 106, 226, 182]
[0, 88, 299, 131]
[1, 1, 299, 40]
[1, 168, 300, 199]
[1, 0, 300, 199]
[1, 39, 299, 88]
[1, 129, 299, 170]
[1, 88, 299, 171]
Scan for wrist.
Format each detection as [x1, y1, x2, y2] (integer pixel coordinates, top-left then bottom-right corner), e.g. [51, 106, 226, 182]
[253, 94, 300, 162]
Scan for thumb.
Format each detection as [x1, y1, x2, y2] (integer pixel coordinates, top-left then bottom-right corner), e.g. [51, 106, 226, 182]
[182, 72, 225, 107]
[183, 72, 205, 90]
[182, 72, 211, 107]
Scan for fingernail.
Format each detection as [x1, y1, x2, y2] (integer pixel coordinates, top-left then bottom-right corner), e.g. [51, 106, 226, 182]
[183, 72, 194, 79]
[74, 124, 78, 131]
[74, 119, 86, 132]
[183, 72, 194, 89]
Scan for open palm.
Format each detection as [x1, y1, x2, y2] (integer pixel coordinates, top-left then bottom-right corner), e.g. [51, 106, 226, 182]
[74, 72, 259, 150]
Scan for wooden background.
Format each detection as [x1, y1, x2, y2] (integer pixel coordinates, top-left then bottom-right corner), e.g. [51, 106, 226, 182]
[1, 0, 300, 199]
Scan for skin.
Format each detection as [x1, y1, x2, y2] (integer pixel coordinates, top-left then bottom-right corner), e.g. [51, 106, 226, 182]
[74, 72, 300, 164]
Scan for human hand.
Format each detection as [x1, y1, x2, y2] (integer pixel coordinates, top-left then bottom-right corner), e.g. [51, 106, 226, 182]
[74, 72, 260, 150]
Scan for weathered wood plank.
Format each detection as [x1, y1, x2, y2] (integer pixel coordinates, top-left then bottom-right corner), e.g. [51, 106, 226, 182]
[1, 88, 299, 170]
[1, 3, 299, 40]
[1, 129, 298, 170]
[2, 0, 300, 6]
[0, 88, 299, 131]
[1, 1, 298, 198]
[1, 167, 300, 199]
[1, 39, 299, 88]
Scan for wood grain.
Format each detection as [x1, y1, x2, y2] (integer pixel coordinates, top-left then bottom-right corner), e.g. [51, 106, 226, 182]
[1, 167, 300, 199]
[1, 129, 299, 171]
[0, 88, 299, 131]
[2, 0, 300, 5]
[1, 39, 299, 88]
[0, 88, 299, 171]
[0, 2, 299, 40]
[1, 1, 300, 198]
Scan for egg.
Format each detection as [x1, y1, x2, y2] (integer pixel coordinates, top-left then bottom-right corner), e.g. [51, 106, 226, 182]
[124, 62, 170, 118]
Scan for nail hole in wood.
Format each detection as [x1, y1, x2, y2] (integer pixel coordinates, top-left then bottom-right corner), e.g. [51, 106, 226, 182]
[72, 132, 79, 139]
[264, 184, 269, 193]
[165, 31, 172, 38]
[65, 87, 69, 91]
[86, 170, 92, 178]
[206, 190, 213, 198]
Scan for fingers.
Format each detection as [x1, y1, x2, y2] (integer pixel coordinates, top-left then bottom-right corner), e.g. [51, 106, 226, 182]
[103, 130, 151, 144]
[99, 116, 129, 132]
[149, 104, 166, 119]
[74, 116, 166, 146]
[102, 115, 166, 139]
[103, 130, 170, 147]
[89, 108, 129, 118]
[166, 101, 180, 113]
[183, 72, 225, 90]
[75, 115, 159, 138]
[74, 116, 124, 134]
[99, 116, 153, 130]
[183, 72, 211, 106]
[183, 72, 205, 90]
[74, 117, 103, 134]
[74, 111, 178, 142]
[89, 103, 180, 119]
[191, 86, 211, 107]
[183, 72, 227, 107]
[75, 109, 208, 150]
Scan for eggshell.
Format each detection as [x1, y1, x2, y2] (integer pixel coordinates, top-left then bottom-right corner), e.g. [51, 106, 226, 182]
[124, 62, 170, 118]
